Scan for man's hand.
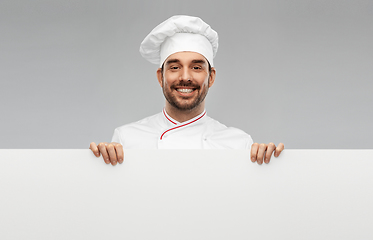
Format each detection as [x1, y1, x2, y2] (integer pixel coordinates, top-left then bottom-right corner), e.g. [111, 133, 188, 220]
[250, 142, 284, 165]
[89, 142, 124, 166]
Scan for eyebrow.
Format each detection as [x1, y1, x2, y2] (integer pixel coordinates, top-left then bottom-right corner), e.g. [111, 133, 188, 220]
[164, 59, 180, 65]
[165, 58, 207, 65]
[191, 59, 207, 65]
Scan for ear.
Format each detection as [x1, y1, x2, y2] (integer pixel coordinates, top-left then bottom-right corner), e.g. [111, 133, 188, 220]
[156, 68, 163, 87]
[208, 67, 216, 88]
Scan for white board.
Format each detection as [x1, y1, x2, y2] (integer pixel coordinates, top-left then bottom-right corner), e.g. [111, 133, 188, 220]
[0, 149, 372, 239]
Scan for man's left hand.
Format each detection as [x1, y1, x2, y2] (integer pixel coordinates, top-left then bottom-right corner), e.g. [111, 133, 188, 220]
[251, 142, 284, 165]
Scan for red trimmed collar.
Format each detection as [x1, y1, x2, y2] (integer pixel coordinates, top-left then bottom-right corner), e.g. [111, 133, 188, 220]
[163, 109, 178, 125]
[161, 109, 207, 140]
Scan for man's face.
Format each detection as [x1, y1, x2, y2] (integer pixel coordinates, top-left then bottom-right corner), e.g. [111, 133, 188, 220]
[157, 52, 215, 111]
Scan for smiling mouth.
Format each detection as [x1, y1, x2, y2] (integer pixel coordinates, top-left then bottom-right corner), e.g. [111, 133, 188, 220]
[176, 88, 195, 93]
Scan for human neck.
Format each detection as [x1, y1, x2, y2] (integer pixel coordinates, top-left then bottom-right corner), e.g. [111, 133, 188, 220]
[164, 103, 205, 123]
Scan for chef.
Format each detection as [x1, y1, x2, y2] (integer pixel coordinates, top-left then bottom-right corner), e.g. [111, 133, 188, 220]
[90, 15, 284, 165]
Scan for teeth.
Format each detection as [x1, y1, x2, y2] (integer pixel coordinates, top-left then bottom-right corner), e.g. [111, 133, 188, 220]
[177, 88, 193, 93]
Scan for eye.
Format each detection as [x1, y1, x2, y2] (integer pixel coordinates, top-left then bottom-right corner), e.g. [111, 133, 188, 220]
[169, 65, 180, 70]
[193, 66, 202, 70]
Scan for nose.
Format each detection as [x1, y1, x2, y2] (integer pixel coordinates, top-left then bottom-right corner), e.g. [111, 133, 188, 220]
[179, 68, 192, 81]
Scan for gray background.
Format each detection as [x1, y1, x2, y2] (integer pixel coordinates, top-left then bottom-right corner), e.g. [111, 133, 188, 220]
[1, 0, 372, 149]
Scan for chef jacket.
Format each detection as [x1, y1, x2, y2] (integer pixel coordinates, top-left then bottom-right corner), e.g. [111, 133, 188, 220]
[112, 109, 253, 149]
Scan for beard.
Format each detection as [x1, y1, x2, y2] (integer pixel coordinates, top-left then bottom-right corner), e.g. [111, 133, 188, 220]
[162, 79, 209, 111]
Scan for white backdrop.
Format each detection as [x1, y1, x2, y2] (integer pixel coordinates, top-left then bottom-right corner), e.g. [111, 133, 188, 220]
[1, 149, 372, 239]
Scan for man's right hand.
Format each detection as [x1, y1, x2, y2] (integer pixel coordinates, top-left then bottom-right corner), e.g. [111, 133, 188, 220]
[89, 142, 124, 166]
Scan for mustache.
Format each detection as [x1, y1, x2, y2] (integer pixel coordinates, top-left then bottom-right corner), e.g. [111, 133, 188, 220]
[171, 80, 200, 89]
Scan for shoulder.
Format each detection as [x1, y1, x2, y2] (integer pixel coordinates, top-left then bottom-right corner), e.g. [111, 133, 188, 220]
[115, 112, 162, 133]
[111, 112, 162, 148]
[112, 112, 162, 140]
[204, 116, 253, 149]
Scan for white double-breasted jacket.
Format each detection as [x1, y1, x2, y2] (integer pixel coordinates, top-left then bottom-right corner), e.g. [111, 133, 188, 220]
[112, 109, 253, 149]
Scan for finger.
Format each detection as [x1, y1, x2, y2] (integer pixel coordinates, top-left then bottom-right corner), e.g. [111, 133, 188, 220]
[89, 142, 100, 157]
[114, 143, 124, 164]
[264, 142, 276, 164]
[274, 143, 285, 157]
[250, 143, 259, 162]
[98, 142, 110, 164]
[106, 143, 118, 166]
[257, 143, 267, 165]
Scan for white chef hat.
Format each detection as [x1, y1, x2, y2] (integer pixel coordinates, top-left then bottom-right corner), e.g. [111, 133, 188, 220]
[139, 15, 218, 67]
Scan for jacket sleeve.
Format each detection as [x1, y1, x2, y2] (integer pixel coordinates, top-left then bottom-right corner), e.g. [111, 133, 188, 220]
[245, 135, 254, 150]
[111, 128, 123, 145]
